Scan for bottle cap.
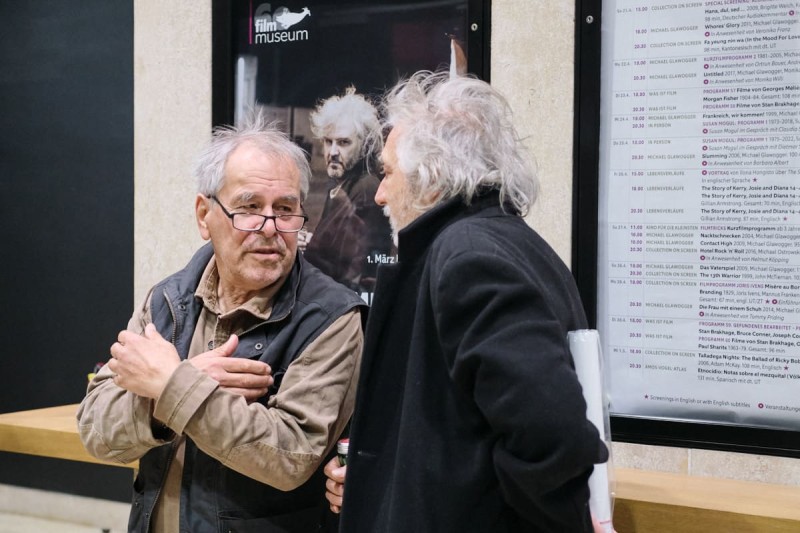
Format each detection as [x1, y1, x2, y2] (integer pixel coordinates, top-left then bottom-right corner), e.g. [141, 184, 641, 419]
[337, 438, 349, 454]
[337, 438, 349, 466]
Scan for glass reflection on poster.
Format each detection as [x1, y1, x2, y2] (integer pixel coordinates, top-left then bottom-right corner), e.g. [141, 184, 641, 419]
[229, 0, 476, 303]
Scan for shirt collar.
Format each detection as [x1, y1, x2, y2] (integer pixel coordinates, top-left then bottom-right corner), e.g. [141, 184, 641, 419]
[194, 256, 273, 320]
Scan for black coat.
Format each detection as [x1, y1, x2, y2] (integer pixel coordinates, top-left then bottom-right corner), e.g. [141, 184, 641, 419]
[341, 191, 608, 532]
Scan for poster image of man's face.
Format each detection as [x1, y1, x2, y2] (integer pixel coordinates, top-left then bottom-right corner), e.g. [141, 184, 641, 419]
[322, 122, 362, 180]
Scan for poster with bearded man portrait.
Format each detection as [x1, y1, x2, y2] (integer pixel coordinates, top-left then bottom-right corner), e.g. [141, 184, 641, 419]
[214, 0, 487, 301]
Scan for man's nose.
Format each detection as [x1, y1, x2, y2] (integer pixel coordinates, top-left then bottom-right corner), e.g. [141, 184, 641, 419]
[257, 216, 279, 237]
[374, 180, 387, 206]
[330, 142, 340, 156]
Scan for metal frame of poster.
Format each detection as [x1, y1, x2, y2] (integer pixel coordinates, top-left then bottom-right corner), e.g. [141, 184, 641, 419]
[212, 0, 490, 303]
[574, 0, 800, 458]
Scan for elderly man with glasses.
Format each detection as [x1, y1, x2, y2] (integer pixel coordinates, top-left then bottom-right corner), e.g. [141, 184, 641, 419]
[78, 110, 365, 533]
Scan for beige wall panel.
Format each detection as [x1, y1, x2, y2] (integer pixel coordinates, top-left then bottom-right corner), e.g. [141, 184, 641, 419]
[134, 1, 212, 306]
[492, 1, 576, 264]
[689, 449, 800, 487]
[612, 442, 690, 475]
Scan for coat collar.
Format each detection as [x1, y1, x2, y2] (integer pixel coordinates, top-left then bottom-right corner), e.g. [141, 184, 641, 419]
[396, 188, 512, 262]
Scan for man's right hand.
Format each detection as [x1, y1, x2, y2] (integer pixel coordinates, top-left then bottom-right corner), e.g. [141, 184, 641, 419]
[189, 334, 273, 403]
[323, 456, 346, 513]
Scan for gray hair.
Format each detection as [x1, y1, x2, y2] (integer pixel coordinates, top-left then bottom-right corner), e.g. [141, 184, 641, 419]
[194, 108, 311, 201]
[309, 86, 383, 170]
[382, 71, 538, 215]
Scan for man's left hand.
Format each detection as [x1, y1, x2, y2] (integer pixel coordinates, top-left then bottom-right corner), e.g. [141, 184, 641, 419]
[108, 323, 180, 399]
[189, 334, 273, 402]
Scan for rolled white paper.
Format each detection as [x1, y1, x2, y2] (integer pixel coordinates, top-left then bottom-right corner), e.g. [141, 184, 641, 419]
[568, 329, 614, 533]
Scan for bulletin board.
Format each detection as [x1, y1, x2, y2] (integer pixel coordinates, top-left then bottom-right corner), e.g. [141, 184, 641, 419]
[574, 0, 800, 457]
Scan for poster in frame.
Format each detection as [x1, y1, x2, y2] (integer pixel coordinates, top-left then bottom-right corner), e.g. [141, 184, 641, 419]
[212, 0, 490, 303]
[573, 0, 800, 458]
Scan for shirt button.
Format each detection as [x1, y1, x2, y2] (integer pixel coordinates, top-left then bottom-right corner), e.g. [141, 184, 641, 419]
[254, 343, 264, 350]
[208, 341, 214, 349]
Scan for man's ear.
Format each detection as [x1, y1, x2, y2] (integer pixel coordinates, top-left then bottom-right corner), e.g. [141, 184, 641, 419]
[419, 187, 441, 209]
[196, 194, 212, 241]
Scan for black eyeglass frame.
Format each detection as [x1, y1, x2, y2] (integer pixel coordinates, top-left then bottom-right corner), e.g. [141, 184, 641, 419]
[210, 195, 308, 233]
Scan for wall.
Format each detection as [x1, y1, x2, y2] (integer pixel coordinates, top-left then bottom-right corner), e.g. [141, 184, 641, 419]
[134, 0, 800, 489]
[134, 2, 210, 306]
[0, 0, 135, 504]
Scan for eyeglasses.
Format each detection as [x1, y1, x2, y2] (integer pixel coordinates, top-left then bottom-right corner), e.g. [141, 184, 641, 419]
[211, 196, 308, 233]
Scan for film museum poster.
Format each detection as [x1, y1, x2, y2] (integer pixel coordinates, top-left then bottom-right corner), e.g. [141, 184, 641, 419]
[230, 0, 470, 303]
[597, 0, 800, 431]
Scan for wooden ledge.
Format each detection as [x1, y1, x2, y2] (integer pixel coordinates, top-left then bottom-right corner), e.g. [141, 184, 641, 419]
[1, 405, 798, 532]
[614, 467, 800, 532]
[0, 404, 136, 469]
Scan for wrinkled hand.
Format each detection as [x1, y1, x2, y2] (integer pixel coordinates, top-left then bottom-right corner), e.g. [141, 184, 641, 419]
[323, 456, 346, 513]
[108, 323, 181, 399]
[189, 334, 273, 403]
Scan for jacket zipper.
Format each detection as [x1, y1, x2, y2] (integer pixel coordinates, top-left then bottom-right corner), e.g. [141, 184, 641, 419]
[163, 288, 178, 344]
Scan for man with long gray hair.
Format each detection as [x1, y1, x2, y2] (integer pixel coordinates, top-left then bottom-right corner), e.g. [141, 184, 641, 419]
[303, 87, 392, 294]
[78, 110, 365, 532]
[324, 71, 609, 532]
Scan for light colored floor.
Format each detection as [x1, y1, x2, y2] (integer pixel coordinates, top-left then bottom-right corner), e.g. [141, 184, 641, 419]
[0, 512, 115, 532]
[0, 484, 128, 533]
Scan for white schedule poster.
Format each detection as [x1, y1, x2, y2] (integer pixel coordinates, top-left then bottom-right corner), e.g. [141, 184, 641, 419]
[597, 0, 800, 430]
